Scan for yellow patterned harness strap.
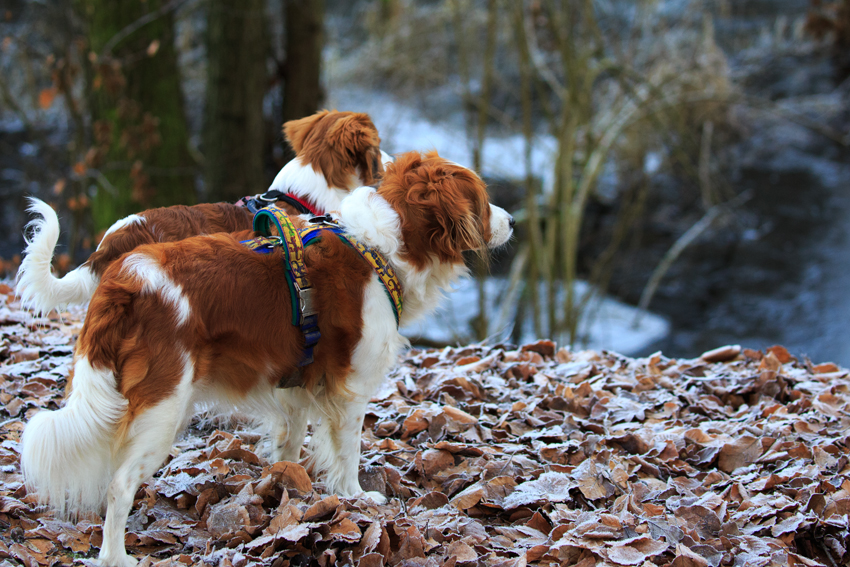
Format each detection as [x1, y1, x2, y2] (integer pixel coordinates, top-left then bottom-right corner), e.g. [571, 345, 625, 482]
[241, 206, 403, 354]
[250, 206, 314, 323]
[244, 206, 320, 367]
[298, 219, 404, 326]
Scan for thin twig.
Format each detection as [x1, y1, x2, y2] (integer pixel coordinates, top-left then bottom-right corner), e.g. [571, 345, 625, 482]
[522, 2, 566, 100]
[497, 453, 515, 475]
[496, 244, 529, 337]
[82, 169, 119, 198]
[699, 120, 715, 208]
[742, 94, 850, 147]
[634, 189, 753, 323]
[0, 75, 32, 130]
[100, 0, 192, 57]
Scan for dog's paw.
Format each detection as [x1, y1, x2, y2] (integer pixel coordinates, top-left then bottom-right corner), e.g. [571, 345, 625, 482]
[361, 490, 388, 505]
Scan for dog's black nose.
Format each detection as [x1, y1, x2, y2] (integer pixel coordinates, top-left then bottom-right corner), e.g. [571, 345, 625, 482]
[508, 216, 516, 229]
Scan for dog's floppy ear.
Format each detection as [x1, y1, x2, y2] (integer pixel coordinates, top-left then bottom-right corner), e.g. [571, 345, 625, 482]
[283, 110, 330, 154]
[362, 146, 384, 186]
[403, 156, 487, 263]
[327, 114, 376, 153]
[327, 114, 381, 182]
[412, 182, 485, 261]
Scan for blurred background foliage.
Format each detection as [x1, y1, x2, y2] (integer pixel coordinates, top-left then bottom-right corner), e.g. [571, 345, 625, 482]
[0, 0, 849, 363]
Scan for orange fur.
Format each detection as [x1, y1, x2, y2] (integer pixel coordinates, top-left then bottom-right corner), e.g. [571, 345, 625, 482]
[284, 110, 383, 189]
[77, 230, 371, 420]
[378, 151, 493, 269]
[81, 109, 383, 283]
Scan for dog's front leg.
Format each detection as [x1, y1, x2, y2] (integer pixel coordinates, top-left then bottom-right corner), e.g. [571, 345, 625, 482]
[309, 397, 386, 504]
[272, 388, 310, 463]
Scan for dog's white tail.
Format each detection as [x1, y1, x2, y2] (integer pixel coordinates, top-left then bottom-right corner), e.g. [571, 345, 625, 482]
[21, 357, 128, 517]
[16, 198, 97, 315]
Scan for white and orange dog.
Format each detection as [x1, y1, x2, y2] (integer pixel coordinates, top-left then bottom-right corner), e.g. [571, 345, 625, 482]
[16, 109, 392, 316]
[21, 151, 513, 567]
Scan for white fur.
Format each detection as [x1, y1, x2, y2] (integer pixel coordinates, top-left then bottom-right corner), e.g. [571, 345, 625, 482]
[16, 198, 99, 315]
[98, 215, 143, 250]
[340, 187, 402, 256]
[380, 150, 394, 167]
[122, 253, 191, 326]
[306, 273, 403, 501]
[20, 356, 128, 518]
[489, 204, 513, 248]
[269, 157, 352, 214]
[96, 352, 195, 567]
[339, 187, 484, 327]
[392, 258, 468, 327]
[270, 387, 311, 463]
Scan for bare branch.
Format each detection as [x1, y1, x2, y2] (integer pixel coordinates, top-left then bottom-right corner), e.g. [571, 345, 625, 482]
[699, 120, 715, 208]
[522, 1, 566, 99]
[635, 189, 753, 323]
[100, 0, 193, 57]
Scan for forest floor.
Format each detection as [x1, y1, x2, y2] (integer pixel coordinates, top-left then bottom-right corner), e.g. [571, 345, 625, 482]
[0, 282, 848, 567]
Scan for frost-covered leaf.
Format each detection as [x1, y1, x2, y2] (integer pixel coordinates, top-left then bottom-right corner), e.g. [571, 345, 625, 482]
[0, 288, 847, 566]
[503, 472, 575, 509]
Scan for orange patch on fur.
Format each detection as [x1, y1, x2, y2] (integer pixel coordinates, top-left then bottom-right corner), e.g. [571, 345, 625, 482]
[78, 229, 371, 421]
[89, 203, 253, 278]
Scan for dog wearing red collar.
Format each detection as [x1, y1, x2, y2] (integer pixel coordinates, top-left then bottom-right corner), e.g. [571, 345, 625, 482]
[16, 110, 389, 316]
[20, 151, 514, 567]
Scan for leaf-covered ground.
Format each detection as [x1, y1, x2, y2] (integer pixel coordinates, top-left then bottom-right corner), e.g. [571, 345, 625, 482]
[0, 282, 848, 567]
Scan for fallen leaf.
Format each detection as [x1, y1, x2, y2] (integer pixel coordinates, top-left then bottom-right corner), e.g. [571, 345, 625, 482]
[38, 87, 57, 110]
[303, 494, 340, 522]
[270, 460, 312, 493]
[504, 472, 575, 509]
[700, 345, 741, 363]
[446, 540, 477, 563]
[607, 536, 668, 565]
[766, 345, 793, 364]
[717, 436, 762, 473]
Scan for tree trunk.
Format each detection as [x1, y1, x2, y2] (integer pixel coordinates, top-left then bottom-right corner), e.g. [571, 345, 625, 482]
[204, 0, 268, 203]
[281, 0, 324, 163]
[79, 0, 196, 232]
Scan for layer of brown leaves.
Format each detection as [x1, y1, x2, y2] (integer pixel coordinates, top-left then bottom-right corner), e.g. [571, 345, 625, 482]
[0, 286, 848, 567]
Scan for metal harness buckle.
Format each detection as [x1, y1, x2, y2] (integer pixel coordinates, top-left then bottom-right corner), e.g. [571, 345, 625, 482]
[295, 284, 317, 324]
[308, 214, 336, 225]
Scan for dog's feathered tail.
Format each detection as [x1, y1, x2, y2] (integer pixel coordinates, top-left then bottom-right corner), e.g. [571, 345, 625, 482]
[16, 198, 97, 315]
[21, 356, 127, 518]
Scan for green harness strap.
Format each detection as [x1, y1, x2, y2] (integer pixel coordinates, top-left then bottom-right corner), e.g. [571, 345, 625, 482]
[241, 206, 404, 373]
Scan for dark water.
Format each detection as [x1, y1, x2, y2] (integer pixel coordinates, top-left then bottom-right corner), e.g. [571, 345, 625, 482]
[625, 1, 850, 365]
[643, 146, 850, 366]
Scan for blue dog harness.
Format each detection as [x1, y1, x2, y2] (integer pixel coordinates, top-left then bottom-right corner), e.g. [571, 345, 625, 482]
[241, 206, 403, 387]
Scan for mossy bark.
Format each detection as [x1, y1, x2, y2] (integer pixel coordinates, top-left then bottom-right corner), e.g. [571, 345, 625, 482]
[204, 0, 268, 203]
[281, 0, 324, 163]
[79, 0, 196, 232]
